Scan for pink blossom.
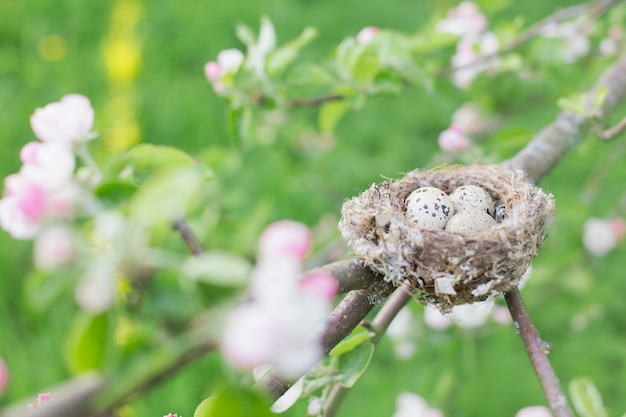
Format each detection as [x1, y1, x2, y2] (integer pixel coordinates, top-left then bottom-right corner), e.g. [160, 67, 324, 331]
[300, 271, 339, 301]
[437, 1, 487, 37]
[583, 217, 625, 256]
[27, 392, 53, 410]
[18, 142, 76, 190]
[451, 103, 485, 136]
[163, 414, 179, 417]
[491, 306, 512, 325]
[356, 26, 380, 45]
[451, 32, 499, 89]
[259, 220, 312, 260]
[307, 397, 322, 416]
[438, 125, 469, 152]
[393, 392, 443, 417]
[30, 94, 94, 145]
[204, 61, 221, 82]
[515, 405, 552, 417]
[34, 226, 74, 271]
[75, 261, 116, 313]
[449, 301, 494, 329]
[217, 48, 245, 73]
[0, 195, 40, 239]
[221, 303, 284, 369]
[0, 357, 8, 396]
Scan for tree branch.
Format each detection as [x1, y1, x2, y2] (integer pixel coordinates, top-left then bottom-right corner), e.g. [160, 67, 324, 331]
[504, 288, 573, 417]
[503, 52, 626, 183]
[289, 94, 345, 108]
[597, 113, 626, 140]
[172, 218, 204, 256]
[311, 259, 382, 294]
[323, 282, 414, 417]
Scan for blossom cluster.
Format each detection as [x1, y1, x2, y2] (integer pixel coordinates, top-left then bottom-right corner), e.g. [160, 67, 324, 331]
[204, 49, 245, 94]
[437, 1, 499, 89]
[582, 217, 625, 257]
[437, 102, 485, 152]
[221, 220, 338, 379]
[0, 94, 94, 240]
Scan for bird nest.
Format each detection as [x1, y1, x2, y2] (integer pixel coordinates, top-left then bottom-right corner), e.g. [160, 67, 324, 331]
[338, 165, 555, 310]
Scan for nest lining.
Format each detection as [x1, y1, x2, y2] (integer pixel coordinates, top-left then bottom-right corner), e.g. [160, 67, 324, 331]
[338, 165, 555, 310]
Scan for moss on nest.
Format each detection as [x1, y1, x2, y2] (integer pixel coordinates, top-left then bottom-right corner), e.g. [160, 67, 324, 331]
[339, 165, 555, 311]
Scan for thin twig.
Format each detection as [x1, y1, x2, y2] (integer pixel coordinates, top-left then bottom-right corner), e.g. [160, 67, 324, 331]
[442, 0, 619, 76]
[597, 114, 626, 140]
[289, 94, 345, 108]
[323, 282, 414, 417]
[504, 288, 574, 417]
[172, 218, 204, 256]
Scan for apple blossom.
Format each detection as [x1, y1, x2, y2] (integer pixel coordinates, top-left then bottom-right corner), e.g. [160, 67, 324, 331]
[0, 357, 7, 396]
[490, 305, 513, 325]
[393, 392, 443, 417]
[307, 397, 322, 416]
[204, 48, 245, 92]
[449, 301, 494, 329]
[423, 305, 452, 330]
[541, 17, 592, 63]
[438, 125, 469, 152]
[436, 1, 487, 37]
[451, 32, 499, 89]
[75, 260, 116, 313]
[259, 220, 312, 260]
[34, 226, 74, 271]
[583, 217, 625, 256]
[451, 103, 485, 136]
[300, 271, 339, 301]
[30, 94, 95, 145]
[163, 414, 179, 417]
[27, 392, 53, 410]
[515, 405, 552, 417]
[18, 141, 76, 190]
[356, 26, 380, 45]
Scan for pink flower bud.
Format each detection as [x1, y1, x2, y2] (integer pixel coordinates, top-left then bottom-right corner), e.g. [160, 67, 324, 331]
[0, 196, 40, 239]
[356, 26, 380, 45]
[438, 125, 469, 152]
[30, 94, 94, 145]
[38, 393, 53, 403]
[0, 357, 8, 396]
[300, 272, 338, 301]
[259, 220, 312, 260]
[515, 405, 552, 417]
[217, 48, 244, 73]
[204, 61, 221, 82]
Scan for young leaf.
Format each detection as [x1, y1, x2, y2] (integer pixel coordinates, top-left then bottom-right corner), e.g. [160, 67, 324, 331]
[319, 100, 350, 133]
[194, 387, 274, 417]
[267, 27, 318, 76]
[593, 86, 609, 111]
[329, 325, 375, 357]
[287, 64, 335, 85]
[24, 270, 77, 312]
[336, 341, 375, 388]
[66, 312, 110, 373]
[570, 377, 608, 417]
[351, 47, 380, 85]
[557, 93, 587, 116]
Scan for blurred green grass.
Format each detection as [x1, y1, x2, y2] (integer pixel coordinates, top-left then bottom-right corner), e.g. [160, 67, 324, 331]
[2, 0, 626, 416]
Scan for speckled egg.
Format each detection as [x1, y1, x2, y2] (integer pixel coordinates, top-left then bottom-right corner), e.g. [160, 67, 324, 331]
[444, 210, 497, 233]
[449, 185, 495, 216]
[405, 187, 454, 230]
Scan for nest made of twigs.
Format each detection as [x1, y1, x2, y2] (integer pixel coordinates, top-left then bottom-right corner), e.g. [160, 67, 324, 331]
[338, 165, 555, 310]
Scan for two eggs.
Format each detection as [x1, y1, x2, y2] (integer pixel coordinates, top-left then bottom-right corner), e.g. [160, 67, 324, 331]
[405, 185, 497, 232]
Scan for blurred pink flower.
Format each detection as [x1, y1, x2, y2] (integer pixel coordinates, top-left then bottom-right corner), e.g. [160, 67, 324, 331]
[204, 48, 244, 92]
[491, 306, 512, 325]
[0, 357, 8, 396]
[583, 217, 625, 256]
[300, 271, 339, 301]
[307, 397, 322, 416]
[34, 226, 74, 271]
[163, 414, 179, 417]
[542, 17, 592, 63]
[18, 142, 76, 190]
[438, 125, 469, 152]
[259, 220, 312, 260]
[356, 26, 380, 45]
[451, 32, 499, 89]
[30, 94, 94, 145]
[393, 392, 444, 417]
[424, 305, 452, 330]
[451, 103, 485, 136]
[27, 392, 53, 410]
[437, 1, 487, 37]
[515, 405, 552, 417]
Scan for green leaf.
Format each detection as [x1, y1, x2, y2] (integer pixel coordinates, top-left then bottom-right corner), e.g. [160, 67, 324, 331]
[351, 47, 380, 85]
[227, 106, 252, 145]
[557, 93, 587, 116]
[267, 27, 318, 76]
[318, 100, 350, 133]
[570, 377, 608, 417]
[593, 86, 609, 111]
[330, 326, 375, 357]
[128, 167, 207, 226]
[392, 60, 433, 93]
[194, 387, 274, 417]
[66, 312, 110, 373]
[235, 23, 257, 51]
[182, 251, 252, 286]
[94, 181, 138, 207]
[287, 64, 335, 85]
[336, 341, 375, 388]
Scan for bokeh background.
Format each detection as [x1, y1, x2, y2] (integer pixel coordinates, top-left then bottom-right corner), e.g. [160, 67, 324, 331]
[1, 0, 626, 416]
